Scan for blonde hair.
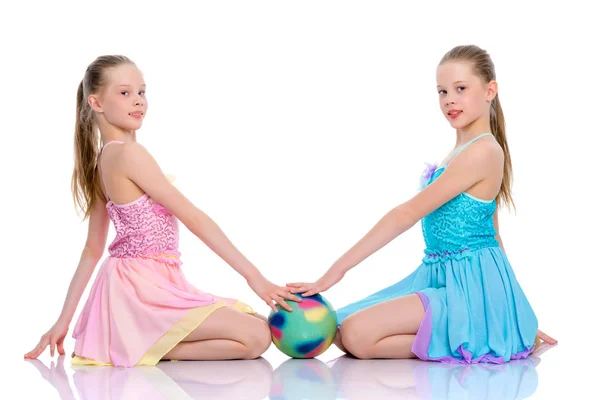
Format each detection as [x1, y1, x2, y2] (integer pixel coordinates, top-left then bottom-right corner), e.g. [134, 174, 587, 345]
[439, 45, 515, 211]
[71, 55, 134, 219]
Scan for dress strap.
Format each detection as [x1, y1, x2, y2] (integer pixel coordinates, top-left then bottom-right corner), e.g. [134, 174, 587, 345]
[441, 132, 493, 168]
[101, 140, 125, 152]
[99, 141, 125, 201]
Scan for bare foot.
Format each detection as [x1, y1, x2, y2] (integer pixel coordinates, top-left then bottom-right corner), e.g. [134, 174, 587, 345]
[536, 329, 558, 346]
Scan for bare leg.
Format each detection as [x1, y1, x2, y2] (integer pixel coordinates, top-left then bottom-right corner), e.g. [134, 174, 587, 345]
[163, 307, 271, 361]
[252, 312, 268, 323]
[339, 294, 425, 359]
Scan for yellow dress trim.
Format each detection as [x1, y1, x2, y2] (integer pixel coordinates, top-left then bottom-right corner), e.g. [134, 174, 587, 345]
[71, 300, 255, 367]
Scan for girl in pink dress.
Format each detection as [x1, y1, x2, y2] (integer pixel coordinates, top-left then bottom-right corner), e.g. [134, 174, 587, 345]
[24, 55, 299, 367]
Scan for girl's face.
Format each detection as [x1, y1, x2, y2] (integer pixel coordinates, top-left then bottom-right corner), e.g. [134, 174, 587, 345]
[436, 61, 496, 131]
[91, 63, 148, 132]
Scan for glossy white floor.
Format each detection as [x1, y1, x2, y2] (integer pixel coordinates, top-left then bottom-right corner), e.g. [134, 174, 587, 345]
[19, 339, 589, 400]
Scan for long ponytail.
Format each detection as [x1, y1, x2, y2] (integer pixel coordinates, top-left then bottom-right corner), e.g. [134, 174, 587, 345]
[439, 45, 515, 211]
[71, 55, 133, 219]
[490, 95, 515, 210]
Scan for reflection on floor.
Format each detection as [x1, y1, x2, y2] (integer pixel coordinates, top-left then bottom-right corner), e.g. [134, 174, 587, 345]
[25, 343, 555, 399]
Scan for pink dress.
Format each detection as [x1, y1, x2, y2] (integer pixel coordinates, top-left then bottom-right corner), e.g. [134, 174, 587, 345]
[71, 141, 254, 367]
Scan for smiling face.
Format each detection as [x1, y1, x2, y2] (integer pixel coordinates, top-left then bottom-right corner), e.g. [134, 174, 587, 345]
[436, 61, 497, 132]
[89, 63, 148, 132]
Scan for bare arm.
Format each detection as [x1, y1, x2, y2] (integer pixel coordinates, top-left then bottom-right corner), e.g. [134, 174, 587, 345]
[122, 143, 262, 280]
[289, 140, 503, 295]
[331, 141, 503, 275]
[57, 198, 110, 323]
[25, 197, 110, 359]
[122, 143, 296, 311]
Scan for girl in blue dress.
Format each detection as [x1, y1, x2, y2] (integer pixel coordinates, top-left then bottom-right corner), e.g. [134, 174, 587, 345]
[287, 45, 557, 363]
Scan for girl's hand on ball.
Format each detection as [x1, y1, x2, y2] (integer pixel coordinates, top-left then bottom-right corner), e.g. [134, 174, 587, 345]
[247, 275, 300, 313]
[287, 270, 345, 297]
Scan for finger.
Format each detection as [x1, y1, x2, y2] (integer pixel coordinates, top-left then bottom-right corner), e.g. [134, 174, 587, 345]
[286, 283, 307, 288]
[30, 338, 49, 359]
[289, 287, 307, 294]
[279, 291, 302, 302]
[37, 343, 47, 357]
[36, 337, 48, 352]
[25, 346, 42, 360]
[26, 339, 44, 358]
[57, 336, 66, 355]
[57, 341, 65, 356]
[24, 345, 39, 358]
[302, 288, 320, 297]
[277, 292, 302, 303]
[265, 299, 278, 313]
[24, 348, 39, 359]
[261, 296, 277, 313]
[273, 295, 293, 312]
[50, 341, 55, 357]
[277, 287, 292, 295]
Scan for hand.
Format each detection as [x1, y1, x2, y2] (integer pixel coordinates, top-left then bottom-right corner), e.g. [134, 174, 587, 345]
[247, 276, 301, 313]
[286, 269, 345, 297]
[536, 329, 558, 345]
[24, 320, 69, 359]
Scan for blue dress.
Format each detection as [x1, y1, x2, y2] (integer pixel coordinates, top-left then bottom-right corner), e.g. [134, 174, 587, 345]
[336, 133, 538, 364]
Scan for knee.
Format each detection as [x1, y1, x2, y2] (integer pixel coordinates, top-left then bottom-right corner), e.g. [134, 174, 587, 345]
[339, 319, 372, 360]
[244, 320, 272, 359]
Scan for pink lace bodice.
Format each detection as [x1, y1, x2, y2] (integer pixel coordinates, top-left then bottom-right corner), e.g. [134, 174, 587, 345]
[106, 193, 181, 266]
[100, 141, 181, 267]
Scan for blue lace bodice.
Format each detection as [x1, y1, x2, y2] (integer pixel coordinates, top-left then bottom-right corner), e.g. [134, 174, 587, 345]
[419, 133, 500, 264]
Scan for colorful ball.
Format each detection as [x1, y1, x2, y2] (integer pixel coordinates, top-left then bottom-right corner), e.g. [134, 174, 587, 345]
[268, 293, 338, 358]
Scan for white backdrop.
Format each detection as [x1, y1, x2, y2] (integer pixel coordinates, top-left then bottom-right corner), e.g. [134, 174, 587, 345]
[3, 1, 598, 398]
